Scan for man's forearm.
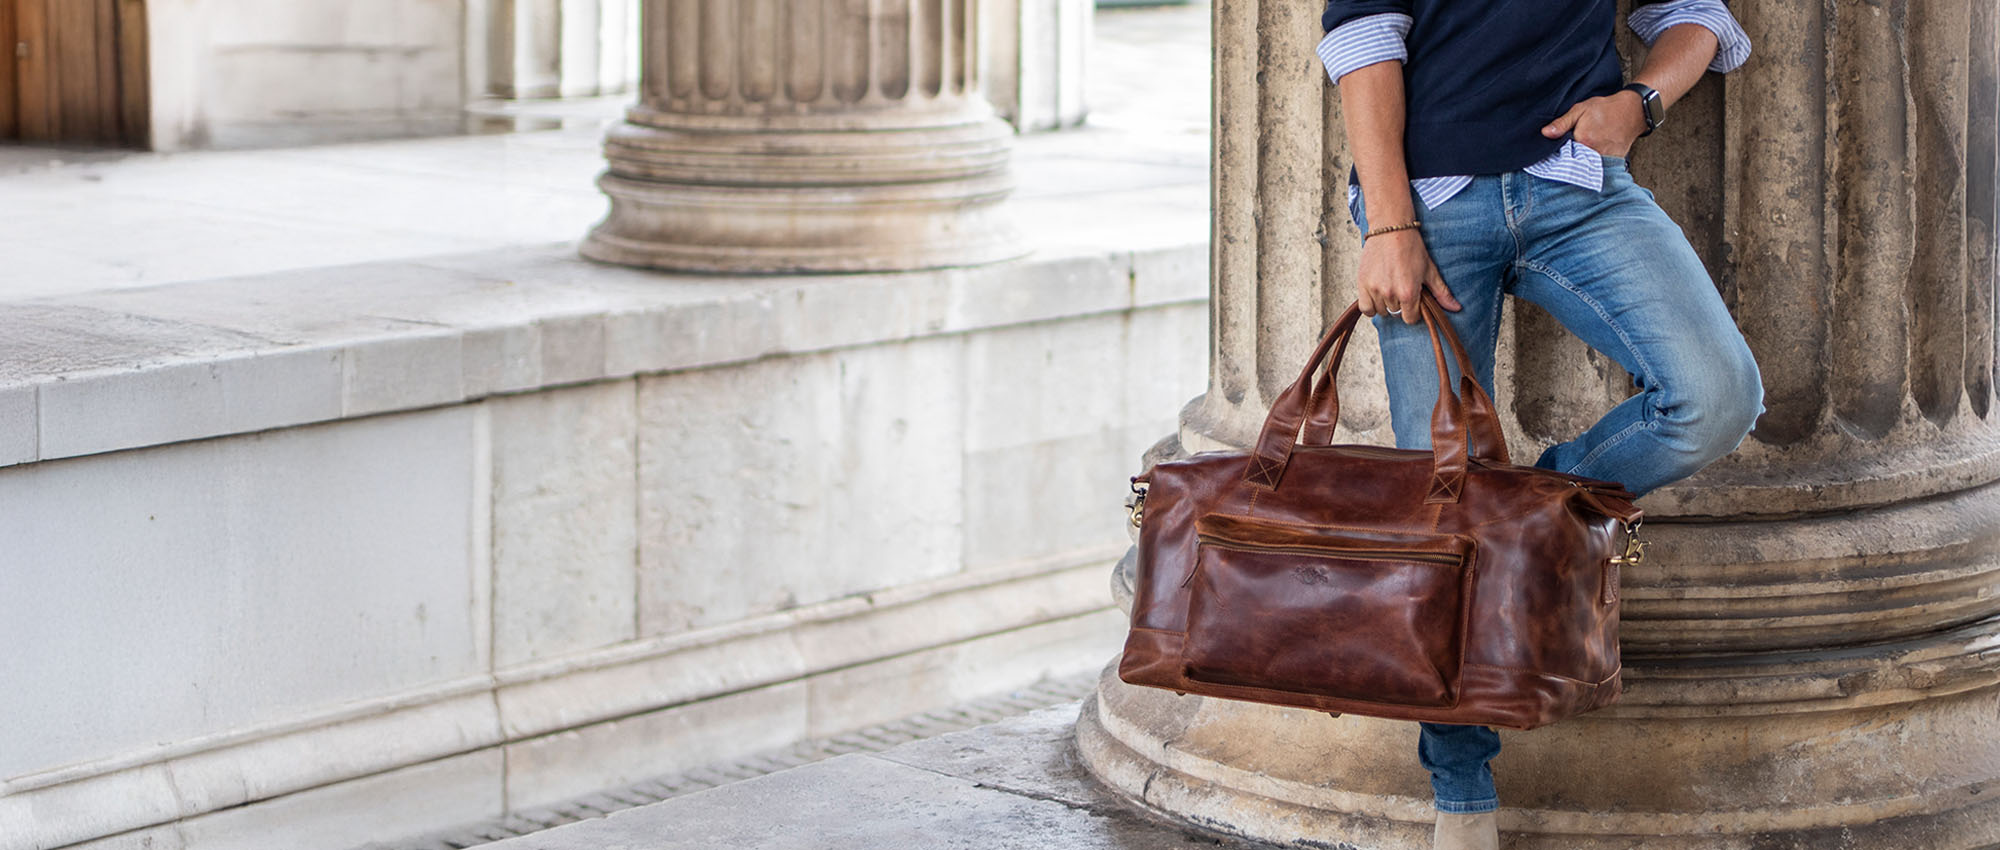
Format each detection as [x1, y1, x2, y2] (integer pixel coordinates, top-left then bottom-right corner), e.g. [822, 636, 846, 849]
[1339, 61, 1418, 226]
[1632, 23, 1721, 110]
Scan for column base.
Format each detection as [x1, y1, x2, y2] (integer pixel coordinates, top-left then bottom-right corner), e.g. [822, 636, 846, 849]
[1076, 615, 2000, 850]
[581, 114, 1027, 274]
[582, 170, 1026, 274]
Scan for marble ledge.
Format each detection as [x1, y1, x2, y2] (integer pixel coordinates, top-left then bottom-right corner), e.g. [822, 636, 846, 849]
[0, 239, 1207, 468]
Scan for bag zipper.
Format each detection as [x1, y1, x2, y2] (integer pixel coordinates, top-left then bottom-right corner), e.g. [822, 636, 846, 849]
[1186, 533, 1466, 586]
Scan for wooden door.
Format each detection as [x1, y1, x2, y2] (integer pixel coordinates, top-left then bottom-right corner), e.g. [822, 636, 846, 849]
[1, 0, 147, 147]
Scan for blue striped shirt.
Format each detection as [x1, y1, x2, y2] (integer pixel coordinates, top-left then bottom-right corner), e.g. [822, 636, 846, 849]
[1317, 0, 1752, 211]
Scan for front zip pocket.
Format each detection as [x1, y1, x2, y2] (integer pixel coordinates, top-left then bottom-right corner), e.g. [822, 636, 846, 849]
[1180, 514, 1476, 708]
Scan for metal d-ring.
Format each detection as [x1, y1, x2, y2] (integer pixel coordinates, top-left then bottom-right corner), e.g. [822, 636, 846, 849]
[1127, 477, 1149, 529]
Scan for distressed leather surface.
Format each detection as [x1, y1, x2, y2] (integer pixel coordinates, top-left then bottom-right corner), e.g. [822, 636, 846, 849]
[1119, 295, 1642, 731]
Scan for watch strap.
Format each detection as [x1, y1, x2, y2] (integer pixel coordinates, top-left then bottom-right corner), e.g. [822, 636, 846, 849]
[1622, 82, 1664, 137]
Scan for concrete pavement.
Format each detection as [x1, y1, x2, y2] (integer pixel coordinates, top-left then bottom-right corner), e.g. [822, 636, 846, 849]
[477, 702, 1278, 850]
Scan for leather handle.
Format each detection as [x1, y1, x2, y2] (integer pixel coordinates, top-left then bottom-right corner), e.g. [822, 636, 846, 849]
[1243, 305, 1365, 488]
[1300, 295, 1509, 465]
[1243, 291, 1510, 499]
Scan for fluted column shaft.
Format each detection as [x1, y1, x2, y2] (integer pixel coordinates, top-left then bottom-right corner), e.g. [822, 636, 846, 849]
[1189, 2, 2000, 519]
[584, 0, 1024, 273]
[483, 0, 639, 100]
[1084, 1, 2000, 847]
[1176, 0, 2000, 654]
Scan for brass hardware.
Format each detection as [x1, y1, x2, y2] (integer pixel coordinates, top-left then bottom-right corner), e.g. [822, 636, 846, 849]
[1610, 519, 1646, 567]
[1127, 478, 1149, 529]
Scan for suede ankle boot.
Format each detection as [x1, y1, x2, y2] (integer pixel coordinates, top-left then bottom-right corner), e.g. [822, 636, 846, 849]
[1433, 810, 1499, 850]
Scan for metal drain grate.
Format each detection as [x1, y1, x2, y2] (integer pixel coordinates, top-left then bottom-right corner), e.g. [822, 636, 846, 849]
[361, 672, 1100, 850]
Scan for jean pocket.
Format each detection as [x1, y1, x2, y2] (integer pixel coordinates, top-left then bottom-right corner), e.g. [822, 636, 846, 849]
[1572, 136, 1626, 169]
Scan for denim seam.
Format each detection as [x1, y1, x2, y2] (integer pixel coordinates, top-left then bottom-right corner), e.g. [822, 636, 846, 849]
[1435, 797, 1501, 814]
[1565, 412, 1654, 476]
[1501, 177, 1528, 261]
[1514, 256, 1667, 476]
[1515, 257, 1661, 394]
[1487, 274, 1507, 355]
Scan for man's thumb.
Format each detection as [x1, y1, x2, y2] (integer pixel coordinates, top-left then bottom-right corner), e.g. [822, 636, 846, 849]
[1543, 107, 1580, 138]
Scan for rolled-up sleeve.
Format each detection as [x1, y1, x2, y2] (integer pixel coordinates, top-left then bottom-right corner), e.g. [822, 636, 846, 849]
[1322, 0, 1413, 34]
[1628, 0, 1752, 73]
[1316, 12, 1413, 85]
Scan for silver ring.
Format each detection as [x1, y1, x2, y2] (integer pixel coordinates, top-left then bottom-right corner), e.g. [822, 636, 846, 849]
[1387, 308, 1403, 316]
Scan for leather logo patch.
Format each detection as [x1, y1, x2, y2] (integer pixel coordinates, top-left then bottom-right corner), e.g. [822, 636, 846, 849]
[1292, 565, 1333, 586]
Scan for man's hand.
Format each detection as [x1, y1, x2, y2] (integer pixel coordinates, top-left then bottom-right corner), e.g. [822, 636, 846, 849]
[1356, 229, 1461, 324]
[1540, 23, 1724, 158]
[1540, 90, 1649, 158]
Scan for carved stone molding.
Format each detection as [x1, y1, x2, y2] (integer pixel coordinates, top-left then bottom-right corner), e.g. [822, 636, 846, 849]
[583, 0, 1024, 273]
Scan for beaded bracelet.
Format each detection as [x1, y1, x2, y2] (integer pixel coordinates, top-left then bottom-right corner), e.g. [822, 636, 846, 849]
[1364, 221, 1423, 240]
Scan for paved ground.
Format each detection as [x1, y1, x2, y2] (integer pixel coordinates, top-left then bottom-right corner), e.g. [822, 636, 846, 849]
[473, 701, 1276, 850]
[0, 0, 1210, 302]
[362, 675, 1106, 850]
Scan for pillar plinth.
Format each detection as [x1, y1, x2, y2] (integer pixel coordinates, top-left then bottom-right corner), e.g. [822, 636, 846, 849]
[583, 0, 1025, 273]
[1084, 0, 2000, 846]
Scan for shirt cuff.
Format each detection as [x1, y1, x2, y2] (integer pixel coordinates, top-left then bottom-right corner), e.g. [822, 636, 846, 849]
[1316, 12, 1413, 85]
[1628, 0, 1752, 73]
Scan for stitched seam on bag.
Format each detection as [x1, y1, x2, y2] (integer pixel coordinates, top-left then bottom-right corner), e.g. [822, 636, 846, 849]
[1246, 457, 1271, 487]
[1127, 626, 1187, 636]
[1427, 473, 1462, 503]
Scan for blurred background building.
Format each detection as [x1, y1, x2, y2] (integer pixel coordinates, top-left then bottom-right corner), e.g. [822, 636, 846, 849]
[0, 0, 1092, 150]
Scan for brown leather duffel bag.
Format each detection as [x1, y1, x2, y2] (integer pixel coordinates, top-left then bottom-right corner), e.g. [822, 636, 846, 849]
[1119, 293, 1646, 731]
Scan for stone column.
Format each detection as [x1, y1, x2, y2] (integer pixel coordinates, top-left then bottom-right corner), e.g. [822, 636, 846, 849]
[581, 0, 1025, 273]
[479, 0, 639, 100]
[984, 0, 1092, 132]
[1082, 0, 2000, 847]
[465, 0, 641, 132]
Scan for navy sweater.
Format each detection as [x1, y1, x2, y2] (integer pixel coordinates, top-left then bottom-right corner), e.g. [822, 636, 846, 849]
[1321, 0, 1691, 178]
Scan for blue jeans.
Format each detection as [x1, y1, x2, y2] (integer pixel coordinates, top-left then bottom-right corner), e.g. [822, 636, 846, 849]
[1348, 158, 1766, 813]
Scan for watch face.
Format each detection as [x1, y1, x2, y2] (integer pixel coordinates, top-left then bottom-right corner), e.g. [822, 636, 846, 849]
[1629, 85, 1663, 128]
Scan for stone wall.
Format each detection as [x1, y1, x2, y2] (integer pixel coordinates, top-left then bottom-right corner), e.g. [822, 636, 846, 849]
[0, 242, 1206, 849]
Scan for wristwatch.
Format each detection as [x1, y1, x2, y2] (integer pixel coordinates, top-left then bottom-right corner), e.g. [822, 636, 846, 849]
[1622, 82, 1665, 137]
